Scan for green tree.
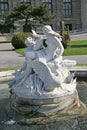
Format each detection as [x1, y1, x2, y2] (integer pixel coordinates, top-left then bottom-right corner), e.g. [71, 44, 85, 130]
[5, 3, 54, 32]
[0, 13, 14, 34]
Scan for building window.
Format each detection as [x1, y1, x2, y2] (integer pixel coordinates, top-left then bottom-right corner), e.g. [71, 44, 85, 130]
[65, 24, 72, 30]
[42, 0, 52, 14]
[0, 0, 8, 15]
[63, 0, 72, 16]
[20, 0, 31, 4]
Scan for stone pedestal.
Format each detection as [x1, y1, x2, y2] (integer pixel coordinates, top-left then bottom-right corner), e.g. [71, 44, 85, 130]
[10, 90, 83, 116]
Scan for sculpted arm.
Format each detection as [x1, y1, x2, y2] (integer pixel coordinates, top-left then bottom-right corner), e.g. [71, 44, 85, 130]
[33, 37, 44, 51]
[55, 36, 64, 57]
[32, 30, 45, 51]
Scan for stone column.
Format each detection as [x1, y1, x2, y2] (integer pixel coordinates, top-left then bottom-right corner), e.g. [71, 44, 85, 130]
[81, 0, 87, 30]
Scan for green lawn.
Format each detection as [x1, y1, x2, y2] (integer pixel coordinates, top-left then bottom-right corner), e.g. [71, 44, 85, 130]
[70, 40, 87, 48]
[0, 41, 11, 44]
[15, 48, 25, 55]
[0, 67, 20, 72]
[63, 40, 87, 56]
[15, 40, 87, 56]
[63, 47, 87, 56]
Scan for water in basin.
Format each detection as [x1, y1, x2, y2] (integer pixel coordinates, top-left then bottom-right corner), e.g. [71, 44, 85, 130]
[0, 81, 87, 130]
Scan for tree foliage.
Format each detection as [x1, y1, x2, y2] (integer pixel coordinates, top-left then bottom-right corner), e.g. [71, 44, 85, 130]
[0, 13, 15, 34]
[31, 4, 54, 23]
[5, 3, 54, 32]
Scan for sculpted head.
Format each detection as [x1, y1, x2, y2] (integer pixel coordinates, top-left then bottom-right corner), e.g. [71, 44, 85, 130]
[42, 25, 54, 35]
[42, 25, 62, 41]
[25, 37, 34, 47]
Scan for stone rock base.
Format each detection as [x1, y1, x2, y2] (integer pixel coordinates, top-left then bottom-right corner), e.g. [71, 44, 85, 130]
[10, 90, 86, 116]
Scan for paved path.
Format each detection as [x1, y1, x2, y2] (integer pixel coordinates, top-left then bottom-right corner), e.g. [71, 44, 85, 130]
[71, 32, 87, 41]
[0, 43, 25, 68]
[0, 43, 87, 68]
[63, 55, 87, 64]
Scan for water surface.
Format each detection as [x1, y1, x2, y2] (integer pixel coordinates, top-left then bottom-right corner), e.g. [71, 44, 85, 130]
[0, 81, 87, 130]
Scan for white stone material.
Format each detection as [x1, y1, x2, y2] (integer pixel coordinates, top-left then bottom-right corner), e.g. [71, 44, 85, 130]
[10, 25, 78, 115]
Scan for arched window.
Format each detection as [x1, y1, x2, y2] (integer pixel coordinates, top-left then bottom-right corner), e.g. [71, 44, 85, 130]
[63, 0, 72, 16]
[0, 0, 8, 15]
[42, 0, 52, 14]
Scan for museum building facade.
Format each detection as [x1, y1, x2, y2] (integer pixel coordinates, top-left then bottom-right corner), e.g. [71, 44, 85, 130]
[0, 0, 87, 32]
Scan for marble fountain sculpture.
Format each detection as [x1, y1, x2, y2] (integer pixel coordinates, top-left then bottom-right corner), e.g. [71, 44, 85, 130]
[9, 25, 82, 116]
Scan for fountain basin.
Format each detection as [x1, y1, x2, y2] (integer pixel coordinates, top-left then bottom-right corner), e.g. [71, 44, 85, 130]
[0, 69, 87, 116]
[0, 80, 87, 130]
